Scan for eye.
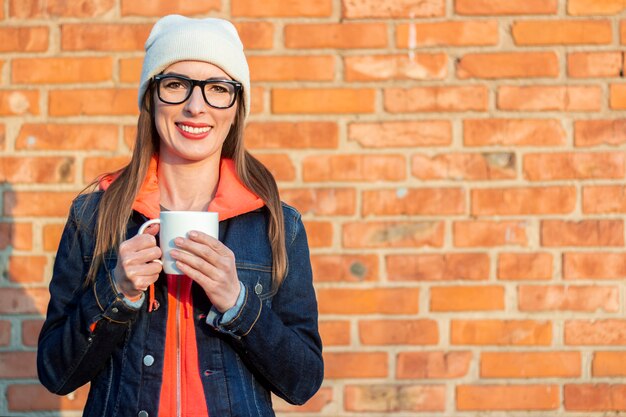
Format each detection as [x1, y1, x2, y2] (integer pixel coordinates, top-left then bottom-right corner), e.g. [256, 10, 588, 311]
[162, 78, 188, 90]
[207, 83, 230, 94]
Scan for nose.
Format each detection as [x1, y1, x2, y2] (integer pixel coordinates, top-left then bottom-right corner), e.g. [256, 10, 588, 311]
[183, 85, 207, 115]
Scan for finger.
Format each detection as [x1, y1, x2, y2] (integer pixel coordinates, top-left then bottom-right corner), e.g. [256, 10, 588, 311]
[174, 237, 223, 266]
[124, 259, 162, 277]
[121, 246, 162, 267]
[174, 260, 218, 291]
[141, 259, 163, 275]
[174, 260, 205, 281]
[121, 233, 158, 253]
[170, 249, 221, 280]
[188, 231, 228, 255]
[136, 246, 162, 264]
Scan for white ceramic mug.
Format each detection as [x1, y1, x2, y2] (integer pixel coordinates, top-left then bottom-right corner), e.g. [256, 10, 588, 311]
[137, 211, 219, 275]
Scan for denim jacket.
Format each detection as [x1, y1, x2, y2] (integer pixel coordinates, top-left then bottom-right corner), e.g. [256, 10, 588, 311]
[37, 192, 324, 417]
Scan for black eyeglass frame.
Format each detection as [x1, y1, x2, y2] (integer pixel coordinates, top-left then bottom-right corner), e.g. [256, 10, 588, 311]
[153, 74, 242, 109]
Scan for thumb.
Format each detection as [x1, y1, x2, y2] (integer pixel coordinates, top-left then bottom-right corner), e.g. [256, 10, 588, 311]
[143, 223, 160, 236]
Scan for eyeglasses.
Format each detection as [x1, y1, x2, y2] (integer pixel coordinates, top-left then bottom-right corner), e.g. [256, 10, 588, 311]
[153, 74, 242, 109]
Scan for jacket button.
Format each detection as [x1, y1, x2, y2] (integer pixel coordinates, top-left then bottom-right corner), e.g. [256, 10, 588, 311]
[254, 283, 263, 295]
[112, 307, 119, 313]
[138, 411, 148, 417]
[143, 355, 154, 367]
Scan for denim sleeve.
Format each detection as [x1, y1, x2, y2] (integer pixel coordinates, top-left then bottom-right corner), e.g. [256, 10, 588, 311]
[37, 196, 141, 395]
[207, 208, 323, 405]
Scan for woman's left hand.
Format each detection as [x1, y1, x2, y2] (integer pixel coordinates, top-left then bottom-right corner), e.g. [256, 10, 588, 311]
[170, 231, 240, 313]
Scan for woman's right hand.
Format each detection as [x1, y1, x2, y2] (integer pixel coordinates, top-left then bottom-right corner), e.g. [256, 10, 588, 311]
[112, 225, 162, 299]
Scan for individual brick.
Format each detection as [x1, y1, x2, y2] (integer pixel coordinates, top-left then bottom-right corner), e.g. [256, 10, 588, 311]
[568, 0, 626, 15]
[344, 384, 445, 412]
[565, 384, 626, 411]
[10, 0, 114, 17]
[284, 23, 387, 49]
[362, 188, 465, 215]
[349, 121, 451, 148]
[524, 152, 625, 181]
[541, 220, 624, 247]
[120, 0, 220, 16]
[343, 221, 444, 248]
[498, 86, 602, 111]
[61, 24, 152, 51]
[512, 20, 612, 45]
[411, 153, 516, 181]
[323, 352, 388, 378]
[480, 351, 581, 378]
[457, 385, 559, 411]
[246, 122, 338, 149]
[344, 54, 447, 81]
[359, 320, 438, 345]
[385, 86, 488, 113]
[317, 288, 419, 314]
[396, 21, 498, 47]
[232, 0, 331, 16]
[430, 286, 505, 312]
[567, 52, 623, 78]
[457, 52, 558, 79]
[343, 0, 445, 18]
[471, 187, 576, 215]
[272, 88, 376, 114]
[303, 154, 405, 182]
[387, 253, 490, 281]
[397, 351, 472, 379]
[519, 285, 619, 312]
[455, 0, 557, 15]
[464, 119, 566, 147]
[451, 320, 552, 345]
[12, 57, 113, 84]
[497, 253, 553, 280]
[248, 55, 334, 81]
[0, 27, 48, 52]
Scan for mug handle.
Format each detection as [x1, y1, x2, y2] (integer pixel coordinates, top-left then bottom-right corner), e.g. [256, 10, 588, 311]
[138, 218, 160, 235]
[137, 219, 163, 265]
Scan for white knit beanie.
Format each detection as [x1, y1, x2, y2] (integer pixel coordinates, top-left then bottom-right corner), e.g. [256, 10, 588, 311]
[138, 15, 250, 118]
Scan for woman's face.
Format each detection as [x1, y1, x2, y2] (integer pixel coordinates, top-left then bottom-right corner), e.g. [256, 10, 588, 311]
[153, 60, 238, 164]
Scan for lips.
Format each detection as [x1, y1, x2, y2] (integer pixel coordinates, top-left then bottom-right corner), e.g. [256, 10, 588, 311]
[175, 122, 212, 140]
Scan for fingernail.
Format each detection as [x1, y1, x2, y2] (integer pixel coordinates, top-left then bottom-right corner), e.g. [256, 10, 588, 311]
[189, 231, 198, 238]
[174, 237, 184, 246]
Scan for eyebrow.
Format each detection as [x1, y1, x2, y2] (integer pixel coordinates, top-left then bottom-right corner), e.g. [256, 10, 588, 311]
[162, 72, 233, 82]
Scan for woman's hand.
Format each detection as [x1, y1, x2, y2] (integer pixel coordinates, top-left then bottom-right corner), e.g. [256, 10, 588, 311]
[170, 231, 240, 313]
[112, 225, 162, 300]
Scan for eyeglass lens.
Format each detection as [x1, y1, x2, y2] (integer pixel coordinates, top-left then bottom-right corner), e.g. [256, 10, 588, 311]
[158, 76, 236, 108]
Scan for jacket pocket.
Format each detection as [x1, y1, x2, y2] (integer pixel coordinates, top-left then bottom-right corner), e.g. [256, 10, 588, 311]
[236, 263, 275, 307]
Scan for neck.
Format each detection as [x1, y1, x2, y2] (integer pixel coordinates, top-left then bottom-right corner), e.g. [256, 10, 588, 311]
[157, 155, 220, 211]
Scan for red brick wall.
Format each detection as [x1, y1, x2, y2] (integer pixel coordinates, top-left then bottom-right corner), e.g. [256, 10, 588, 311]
[1, 0, 625, 414]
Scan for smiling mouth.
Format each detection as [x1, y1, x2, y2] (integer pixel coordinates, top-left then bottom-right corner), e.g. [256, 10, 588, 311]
[176, 123, 211, 134]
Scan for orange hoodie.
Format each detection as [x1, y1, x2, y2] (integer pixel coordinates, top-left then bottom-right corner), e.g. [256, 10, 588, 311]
[100, 156, 264, 417]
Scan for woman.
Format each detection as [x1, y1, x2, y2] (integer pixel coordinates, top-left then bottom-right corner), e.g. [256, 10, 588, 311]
[37, 15, 323, 417]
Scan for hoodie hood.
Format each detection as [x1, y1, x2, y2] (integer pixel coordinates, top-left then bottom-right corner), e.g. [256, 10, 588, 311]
[99, 155, 265, 220]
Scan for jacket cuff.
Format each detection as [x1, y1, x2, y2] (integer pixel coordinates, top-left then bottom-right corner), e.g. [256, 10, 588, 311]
[206, 281, 245, 327]
[93, 269, 141, 323]
[206, 281, 262, 338]
[110, 274, 146, 309]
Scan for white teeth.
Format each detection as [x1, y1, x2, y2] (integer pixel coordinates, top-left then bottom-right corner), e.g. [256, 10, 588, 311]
[178, 124, 210, 134]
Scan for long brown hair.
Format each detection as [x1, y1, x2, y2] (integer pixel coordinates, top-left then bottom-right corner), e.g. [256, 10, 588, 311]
[84, 85, 287, 288]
